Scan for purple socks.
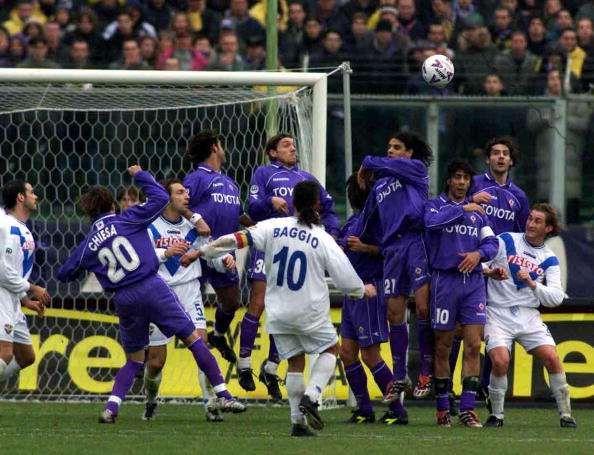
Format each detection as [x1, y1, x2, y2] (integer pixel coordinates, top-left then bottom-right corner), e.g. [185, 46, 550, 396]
[345, 362, 372, 415]
[417, 318, 434, 377]
[189, 338, 232, 400]
[214, 307, 236, 335]
[239, 313, 260, 359]
[105, 360, 144, 415]
[389, 323, 408, 381]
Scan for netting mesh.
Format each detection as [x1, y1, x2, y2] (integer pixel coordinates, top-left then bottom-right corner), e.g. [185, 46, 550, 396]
[0, 81, 316, 399]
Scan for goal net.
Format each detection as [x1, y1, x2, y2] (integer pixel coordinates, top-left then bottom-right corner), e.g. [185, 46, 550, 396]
[0, 69, 334, 402]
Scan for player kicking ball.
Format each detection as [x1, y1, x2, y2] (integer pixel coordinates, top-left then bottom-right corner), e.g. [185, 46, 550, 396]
[143, 178, 236, 422]
[58, 166, 246, 423]
[199, 181, 376, 437]
[482, 203, 577, 428]
[424, 160, 499, 428]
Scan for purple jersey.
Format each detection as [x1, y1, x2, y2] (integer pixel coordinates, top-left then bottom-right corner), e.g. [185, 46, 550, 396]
[337, 212, 382, 282]
[248, 161, 340, 236]
[472, 171, 529, 234]
[57, 171, 169, 291]
[359, 156, 429, 248]
[424, 193, 498, 272]
[183, 163, 241, 239]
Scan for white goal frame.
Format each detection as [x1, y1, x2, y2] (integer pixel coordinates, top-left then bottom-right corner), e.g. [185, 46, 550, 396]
[0, 68, 328, 186]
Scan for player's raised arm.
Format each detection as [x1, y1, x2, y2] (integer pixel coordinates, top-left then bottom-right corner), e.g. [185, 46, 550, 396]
[248, 167, 275, 222]
[423, 199, 465, 230]
[57, 239, 88, 283]
[361, 156, 428, 186]
[118, 166, 169, 226]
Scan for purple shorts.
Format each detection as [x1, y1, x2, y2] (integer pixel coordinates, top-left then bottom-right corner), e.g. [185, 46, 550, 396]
[112, 275, 195, 353]
[203, 252, 240, 289]
[340, 279, 388, 347]
[430, 270, 487, 331]
[247, 249, 266, 282]
[383, 232, 429, 298]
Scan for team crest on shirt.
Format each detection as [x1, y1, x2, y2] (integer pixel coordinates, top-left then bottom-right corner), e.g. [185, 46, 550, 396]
[148, 325, 155, 335]
[415, 267, 422, 276]
[5, 247, 11, 254]
[250, 185, 259, 195]
[4, 324, 13, 334]
[478, 303, 485, 311]
[509, 199, 515, 207]
[470, 215, 476, 223]
[358, 326, 365, 335]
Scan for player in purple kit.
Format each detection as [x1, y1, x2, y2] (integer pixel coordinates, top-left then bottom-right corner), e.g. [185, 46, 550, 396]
[237, 133, 340, 400]
[424, 160, 499, 427]
[57, 165, 246, 423]
[183, 130, 243, 364]
[339, 174, 405, 424]
[357, 131, 434, 408]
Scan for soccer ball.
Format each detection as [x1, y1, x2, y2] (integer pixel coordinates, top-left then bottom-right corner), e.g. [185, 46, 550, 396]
[422, 54, 455, 88]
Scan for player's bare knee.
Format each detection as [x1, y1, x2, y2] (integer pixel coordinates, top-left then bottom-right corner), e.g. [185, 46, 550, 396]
[324, 343, 339, 357]
[360, 346, 381, 368]
[13, 345, 35, 369]
[339, 343, 357, 366]
[542, 351, 562, 373]
[490, 351, 510, 375]
[0, 342, 14, 364]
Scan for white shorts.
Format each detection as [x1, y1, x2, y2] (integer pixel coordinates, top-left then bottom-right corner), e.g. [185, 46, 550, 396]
[149, 280, 206, 347]
[272, 320, 338, 360]
[0, 294, 32, 345]
[484, 305, 555, 353]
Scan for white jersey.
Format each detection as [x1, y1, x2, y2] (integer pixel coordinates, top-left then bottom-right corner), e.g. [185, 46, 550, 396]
[247, 217, 365, 334]
[0, 214, 35, 301]
[485, 232, 565, 309]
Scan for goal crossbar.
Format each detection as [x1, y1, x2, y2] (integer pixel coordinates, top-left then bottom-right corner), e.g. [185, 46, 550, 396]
[0, 68, 328, 185]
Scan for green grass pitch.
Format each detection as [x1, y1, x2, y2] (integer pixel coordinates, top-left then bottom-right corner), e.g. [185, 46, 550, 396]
[1, 402, 592, 455]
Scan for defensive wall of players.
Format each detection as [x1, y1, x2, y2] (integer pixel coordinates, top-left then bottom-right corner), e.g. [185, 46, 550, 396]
[10, 307, 594, 401]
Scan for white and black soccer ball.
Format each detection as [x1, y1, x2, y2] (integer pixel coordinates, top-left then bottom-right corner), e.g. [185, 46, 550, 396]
[421, 54, 455, 88]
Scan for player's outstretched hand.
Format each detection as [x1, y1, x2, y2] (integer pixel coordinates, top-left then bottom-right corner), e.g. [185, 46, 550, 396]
[347, 236, 366, 252]
[127, 165, 142, 176]
[472, 191, 492, 205]
[462, 202, 485, 215]
[271, 196, 289, 215]
[357, 166, 373, 190]
[222, 254, 236, 270]
[180, 250, 200, 267]
[363, 283, 377, 299]
[458, 251, 481, 273]
[165, 242, 190, 258]
[29, 284, 51, 306]
[485, 267, 508, 281]
[22, 297, 45, 317]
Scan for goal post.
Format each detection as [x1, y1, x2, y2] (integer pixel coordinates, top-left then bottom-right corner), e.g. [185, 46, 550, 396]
[0, 68, 330, 401]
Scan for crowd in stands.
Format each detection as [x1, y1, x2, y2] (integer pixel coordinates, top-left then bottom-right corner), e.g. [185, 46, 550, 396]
[2, 0, 594, 94]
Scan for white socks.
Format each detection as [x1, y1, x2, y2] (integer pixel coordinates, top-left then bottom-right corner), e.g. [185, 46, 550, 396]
[143, 368, 162, 404]
[264, 360, 279, 376]
[0, 358, 21, 381]
[488, 374, 508, 419]
[286, 372, 306, 425]
[238, 356, 251, 371]
[549, 372, 572, 417]
[304, 353, 337, 403]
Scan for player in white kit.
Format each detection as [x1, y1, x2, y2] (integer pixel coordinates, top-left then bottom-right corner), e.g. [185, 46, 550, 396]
[143, 178, 236, 421]
[0, 181, 50, 385]
[200, 180, 376, 436]
[482, 203, 577, 428]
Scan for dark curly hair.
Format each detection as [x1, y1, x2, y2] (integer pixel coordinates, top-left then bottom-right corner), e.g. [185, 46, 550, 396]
[484, 136, 518, 167]
[444, 159, 475, 192]
[186, 129, 223, 165]
[80, 186, 116, 219]
[390, 131, 433, 167]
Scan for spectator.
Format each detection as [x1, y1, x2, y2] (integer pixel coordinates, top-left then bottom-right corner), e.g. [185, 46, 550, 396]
[62, 38, 94, 69]
[187, 0, 222, 44]
[21, 21, 44, 41]
[454, 0, 476, 22]
[344, 12, 374, 53]
[494, 30, 541, 95]
[577, 0, 594, 23]
[546, 9, 574, 42]
[527, 16, 549, 57]
[397, 0, 427, 41]
[577, 17, 594, 51]
[54, 7, 72, 32]
[352, 19, 408, 93]
[103, 12, 141, 63]
[108, 38, 149, 70]
[159, 31, 209, 70]
[541, 45, 582, 93]
[427, 21, 454, 59]
[250, 0, 290, 32]
[221, 0, 266, 47]
[313, 0, 350, 36]
[301, 16, 324, 59]
[8, 34, 26, 65]
[456, 20, 498, 94]
[44, 20, 68, 64]
[405, 45, 444, 94]
[482, 73, 505, 96]
[207, 30, 246, 70]
[558, 27, 586, 78]
[543, 0, 563, 30]
[103, 5, 157, 42]
[0, 26, 12, 67]
[489, 7, 513, 51]
[193, 34, 216, 68]
[279, 1, 307, 67]
[139, 35, 159, 69]
[143, 0, 173, 33]
[368, 0, 396, 30]
[3, 0, 47, 36]
[92, 0, 122, 30]
[341, 0, 379, 22]
[545, 68, 563, 95]
[163, 56, 181, 71]
[63, 9, 104, 65]
[17, 36, 60, 68]
[171, 12, 192, 37]
[309, 29, 346, 70]
[430, 0, 455, 42]
[244, 35, 266, 70]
